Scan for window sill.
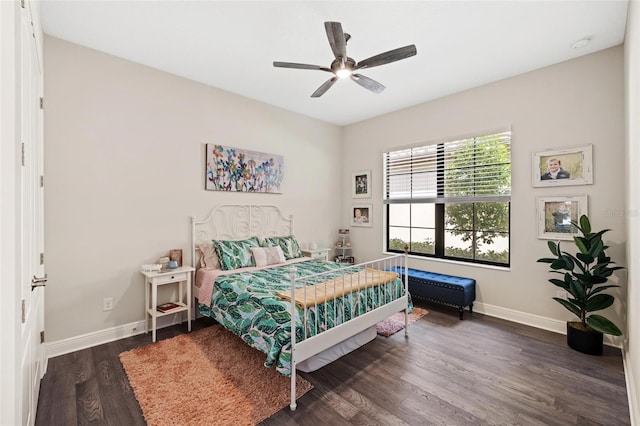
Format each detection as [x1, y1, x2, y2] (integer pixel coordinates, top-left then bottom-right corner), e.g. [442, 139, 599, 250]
[383, 251, 511, 272]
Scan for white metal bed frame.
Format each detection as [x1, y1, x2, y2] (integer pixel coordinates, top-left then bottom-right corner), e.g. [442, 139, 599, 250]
[191, 204, 409, 411]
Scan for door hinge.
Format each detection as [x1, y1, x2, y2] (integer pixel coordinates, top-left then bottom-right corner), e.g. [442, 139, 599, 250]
[40, 252, 44, 265]
[21, 143, 25, 166]
[40, 331, 45, 343]
[40, 175, 44, 188]
[20, 0, 25, 9]
[40, 97, 43, 109]
[21, 300, 26, 323]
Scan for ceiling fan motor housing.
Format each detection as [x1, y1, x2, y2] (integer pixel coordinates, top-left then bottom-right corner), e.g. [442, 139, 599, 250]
[331, 57, 356, 73]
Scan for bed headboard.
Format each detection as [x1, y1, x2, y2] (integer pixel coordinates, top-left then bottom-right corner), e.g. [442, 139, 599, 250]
[191, 204, 294, 267]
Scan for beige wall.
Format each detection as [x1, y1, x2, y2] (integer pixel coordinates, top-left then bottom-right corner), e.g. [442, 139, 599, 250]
[44, 36, 343, 342]
[624, 0, 639, 423]
[342, 47, 627, 340]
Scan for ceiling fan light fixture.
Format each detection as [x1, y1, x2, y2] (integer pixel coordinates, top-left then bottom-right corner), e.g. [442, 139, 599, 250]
[336, 68, 352, 79]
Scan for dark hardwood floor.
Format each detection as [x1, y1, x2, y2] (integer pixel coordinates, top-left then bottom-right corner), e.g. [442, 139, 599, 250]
[36, 302, 630, 425]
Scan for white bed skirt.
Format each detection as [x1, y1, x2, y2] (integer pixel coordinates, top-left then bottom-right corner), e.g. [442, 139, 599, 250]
[296, 325, 377, 373]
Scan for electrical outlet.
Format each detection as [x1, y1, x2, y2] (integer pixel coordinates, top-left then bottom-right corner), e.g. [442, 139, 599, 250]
[556, 290, 568, 300]
[103, 297, 113, 311]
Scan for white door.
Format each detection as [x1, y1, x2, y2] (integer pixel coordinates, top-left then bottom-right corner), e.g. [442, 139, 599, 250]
[20, 1, 46, 424]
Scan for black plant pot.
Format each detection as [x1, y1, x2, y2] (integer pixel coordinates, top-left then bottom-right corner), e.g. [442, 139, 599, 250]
[566, 322, 603, 355]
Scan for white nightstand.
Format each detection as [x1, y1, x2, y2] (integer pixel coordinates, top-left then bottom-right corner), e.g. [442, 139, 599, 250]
[302, 248, 331, 261]
[141, 265, 195, 342]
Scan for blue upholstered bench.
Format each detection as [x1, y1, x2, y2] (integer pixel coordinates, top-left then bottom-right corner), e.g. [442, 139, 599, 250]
[388, 267, 476, 319]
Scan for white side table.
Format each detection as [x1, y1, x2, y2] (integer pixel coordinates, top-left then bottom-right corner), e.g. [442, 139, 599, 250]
[302, 248, 331, 261]
[140, 265, 195, 342]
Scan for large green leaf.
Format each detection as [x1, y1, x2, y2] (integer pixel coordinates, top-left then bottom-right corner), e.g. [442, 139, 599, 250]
[563, 252, 586, 273]
[561, 255, 575, 271]
[547, 241, 559, 256]
[569, 279, 585, 301]
[549, 278, 569, 289]
[589, 275, 608, 285]
[576, 253, 594, 264]
[537, 258, 555, 264]
[564, 273, 574, 289]
[554, 297, 582, 318]
[586, 314, 622, 336]
[588, 229, 610, 244]
[586, 294, 614, 312]
[589, 284, 620, 296]
[588, 239, 604, 257]
[574, 272, 590, 283]
[568, 294, 586, 310]
[573, 237, 589, 254]
[579, 215, 591, 234]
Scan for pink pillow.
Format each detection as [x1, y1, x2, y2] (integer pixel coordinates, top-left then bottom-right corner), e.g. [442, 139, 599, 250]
[198, 242, 221, 270]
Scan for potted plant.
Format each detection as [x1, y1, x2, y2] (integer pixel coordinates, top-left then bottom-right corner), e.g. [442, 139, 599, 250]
[537, 214, 623, 355]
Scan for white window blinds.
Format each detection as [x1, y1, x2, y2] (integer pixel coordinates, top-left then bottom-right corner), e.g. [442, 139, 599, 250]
[384, 131, 511, 204]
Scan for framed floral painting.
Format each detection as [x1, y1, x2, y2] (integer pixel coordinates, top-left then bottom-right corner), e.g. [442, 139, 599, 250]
[205, 144, 283, 193]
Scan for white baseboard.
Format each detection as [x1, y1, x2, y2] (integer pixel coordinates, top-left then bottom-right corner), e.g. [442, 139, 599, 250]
[45, 315, 185, 359]
[474, 302, 623, 348]
[622, 342, 639, 426]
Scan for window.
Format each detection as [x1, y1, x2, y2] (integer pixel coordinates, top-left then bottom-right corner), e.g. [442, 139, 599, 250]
[384, 131, 511, 266]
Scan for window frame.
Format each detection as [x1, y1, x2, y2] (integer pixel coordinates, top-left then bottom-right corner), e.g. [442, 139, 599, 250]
[384, 131, 511, 267]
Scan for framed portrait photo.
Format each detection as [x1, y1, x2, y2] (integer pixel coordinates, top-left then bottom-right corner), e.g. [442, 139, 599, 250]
[352, 170, 371, 198]
[351, 204, 372, 227]
[532, 145, 593, 187]
[537, 195, 588, 240]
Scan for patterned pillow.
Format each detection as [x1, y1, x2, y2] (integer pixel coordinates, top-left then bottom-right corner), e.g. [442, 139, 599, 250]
[250, 246, 286, 267]
[198, 242, 221, 270]
[213, 237, 260, 270]
[262, 235, 303, 260]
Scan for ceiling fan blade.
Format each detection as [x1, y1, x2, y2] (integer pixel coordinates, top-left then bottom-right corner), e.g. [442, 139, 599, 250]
[311, 77, 338, 98]
[350, 73, 385, 94]
[355, 45, 417, 70]
[324, 21, 347, 59]
[273, 62, 332, 72]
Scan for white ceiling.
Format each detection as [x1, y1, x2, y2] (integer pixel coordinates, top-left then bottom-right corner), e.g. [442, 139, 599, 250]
[40, 1, 629, 126]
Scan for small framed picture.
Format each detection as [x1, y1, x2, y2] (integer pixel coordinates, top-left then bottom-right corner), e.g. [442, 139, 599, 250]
[532, 145, 593, 187]
[169, 249, 183, 267]
[352, 170, 371, 198]
[351, 204, 372, 227]
[537, 195, 588, 240]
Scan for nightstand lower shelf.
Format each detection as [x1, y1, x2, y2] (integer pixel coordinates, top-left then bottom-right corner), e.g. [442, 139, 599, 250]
[146, 302, 188, 317]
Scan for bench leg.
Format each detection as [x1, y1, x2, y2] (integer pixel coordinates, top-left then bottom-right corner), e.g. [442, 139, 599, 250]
[458, 306, 464, 320]
[469, 303, 473, 314]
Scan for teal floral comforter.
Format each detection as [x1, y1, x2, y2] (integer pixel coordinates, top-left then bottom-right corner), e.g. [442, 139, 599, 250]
[198, 259, 408, 376]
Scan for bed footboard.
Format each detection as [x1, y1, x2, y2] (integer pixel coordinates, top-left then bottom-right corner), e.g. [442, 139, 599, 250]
[288, 253, 409, 410]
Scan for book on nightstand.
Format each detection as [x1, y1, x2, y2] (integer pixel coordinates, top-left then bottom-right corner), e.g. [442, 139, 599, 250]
[157, 302, 181, 313]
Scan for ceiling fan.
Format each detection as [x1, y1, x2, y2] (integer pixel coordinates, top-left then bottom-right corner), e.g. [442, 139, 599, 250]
[273, 21, 417, 98]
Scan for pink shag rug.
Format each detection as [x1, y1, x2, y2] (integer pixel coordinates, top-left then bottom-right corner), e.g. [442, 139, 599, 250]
[119, 326, 312, 426]
[376, 307, 429, 337]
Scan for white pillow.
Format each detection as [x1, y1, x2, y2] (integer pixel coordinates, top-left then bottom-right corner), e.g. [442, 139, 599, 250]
[251, 246, 286, 267]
